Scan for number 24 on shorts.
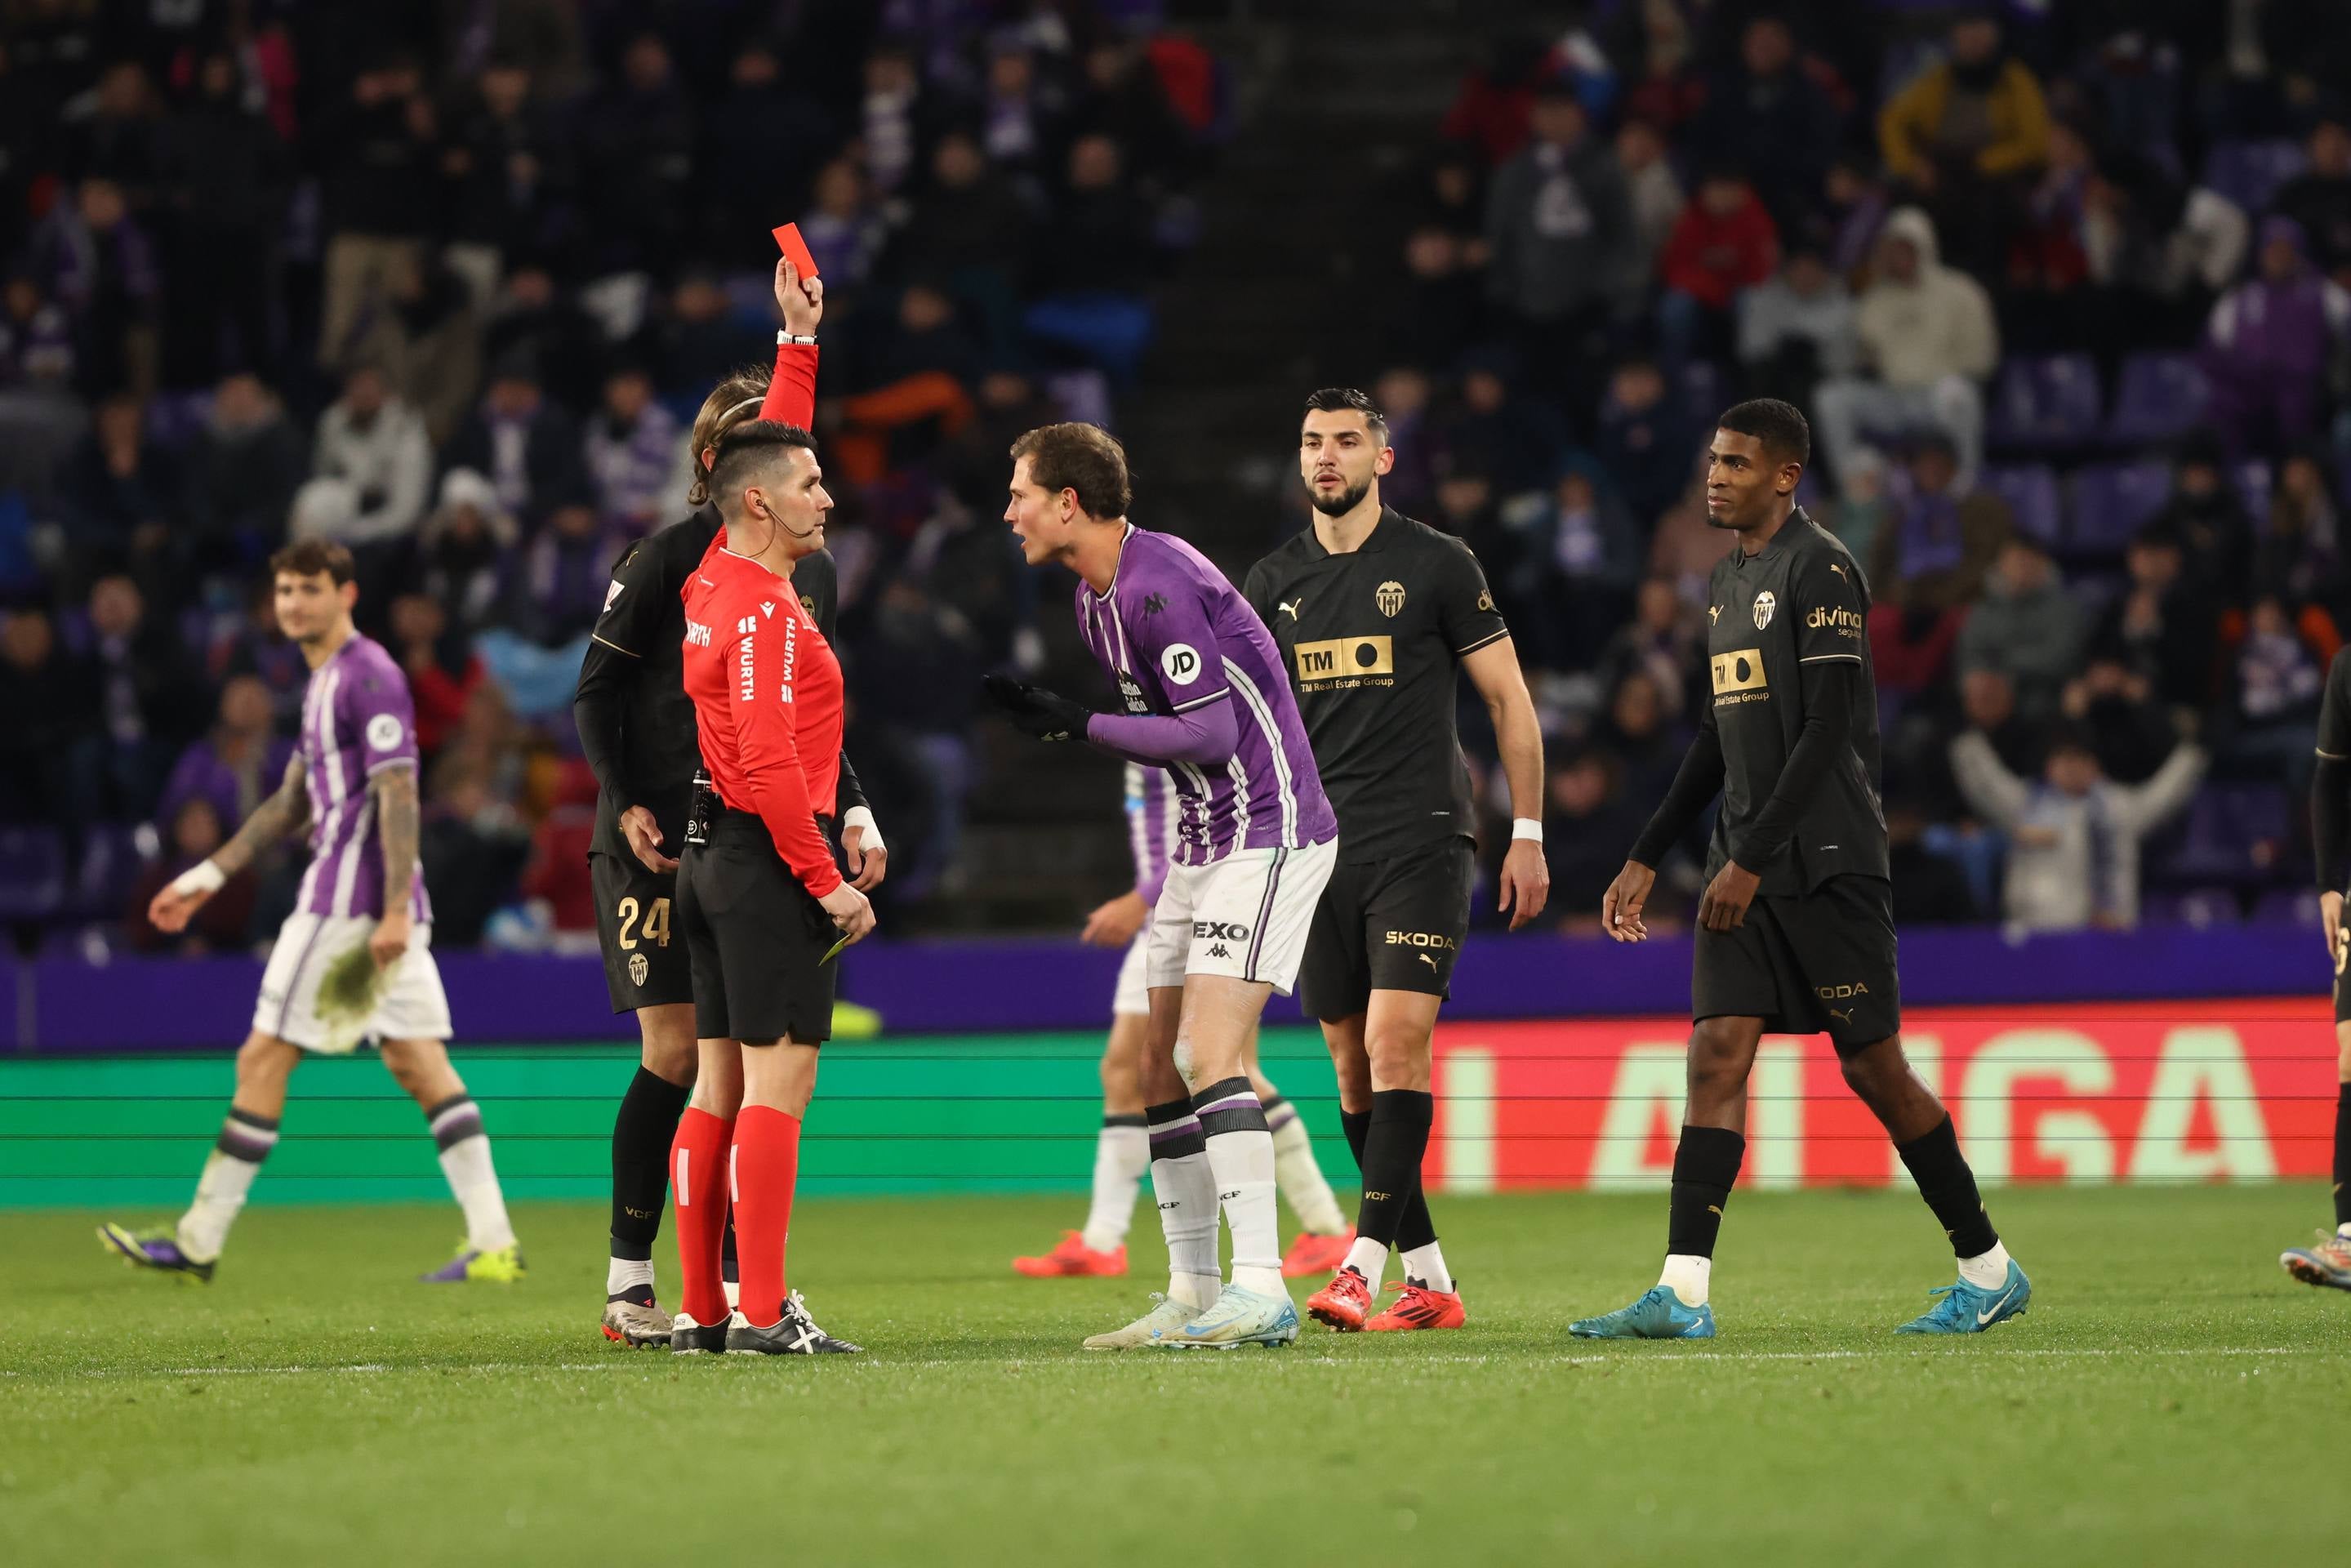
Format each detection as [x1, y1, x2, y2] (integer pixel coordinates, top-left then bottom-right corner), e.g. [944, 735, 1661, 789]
[616, 897, 670, 950]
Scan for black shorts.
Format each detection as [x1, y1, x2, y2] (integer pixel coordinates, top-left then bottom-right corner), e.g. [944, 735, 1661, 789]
[2334, 927, 2349, 1024]
[1691, 874, 1900, 1053]
[590, 850, 692, 1013]
[676, 810, 838, 1045]
[1297, 840, 1475, 1022]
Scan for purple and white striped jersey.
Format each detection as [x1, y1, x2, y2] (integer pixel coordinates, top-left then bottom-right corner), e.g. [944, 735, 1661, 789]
[1124, 762, 1175, 906]
[1077, 526, 1335, 866]
[293, 633, 431, 922]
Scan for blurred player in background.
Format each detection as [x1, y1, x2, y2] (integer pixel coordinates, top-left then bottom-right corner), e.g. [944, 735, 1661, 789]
[100, 541, 520, 1285]
[666, 419, 875, 1356]
[1575, 401, 2027, 1339]
[1013, 763, 1350, 1278]
[2286, 652, 2351, 1290]
[574, 258, 884, 1348]
[993, 422, 1338, 1349]
[1247, 389, 1549, 1334]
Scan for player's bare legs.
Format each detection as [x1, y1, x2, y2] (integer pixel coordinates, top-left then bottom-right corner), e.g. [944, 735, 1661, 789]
[2281, 1020, 2351, 1289]
[603, 1002, 697, 1342]
[381, 1036, 521, 1281]
[1310, 990, 1459, 1329]
[1238, 1020, 1350, 1271]
[1018, 1013, 1150, 1277]
[100, 1031, 305, 1280]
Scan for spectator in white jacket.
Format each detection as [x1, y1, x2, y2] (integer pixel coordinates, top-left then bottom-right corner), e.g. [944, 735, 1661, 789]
[296, 363, 432, 546]
[1813, 206, 1999, 493]
[1948, 723, 2205, 932]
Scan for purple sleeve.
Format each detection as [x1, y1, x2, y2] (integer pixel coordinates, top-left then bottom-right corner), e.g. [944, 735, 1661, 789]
[1129, 577, 1231, 715]
[1086, 699, 1239, 768]
[346, 657, 421, 777]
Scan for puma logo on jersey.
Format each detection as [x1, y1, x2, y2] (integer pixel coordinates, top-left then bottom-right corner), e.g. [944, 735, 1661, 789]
[1417, 953, 1438, 970]
[1278, 599, 1302, 620]
[1708, 604, 1721, 624]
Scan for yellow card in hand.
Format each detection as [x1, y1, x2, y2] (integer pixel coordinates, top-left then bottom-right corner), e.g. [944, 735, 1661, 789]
[822, 932, 852, 964]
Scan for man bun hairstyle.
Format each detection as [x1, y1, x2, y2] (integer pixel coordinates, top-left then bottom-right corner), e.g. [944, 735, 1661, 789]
[269, 537, 356, 586]
[1009, 422, 1133, 519]
[707, 419, 817, 507]
[1302, 386, 1389, 446]
[688, 366, 772, 507]
[1716, 398, 1811, 467]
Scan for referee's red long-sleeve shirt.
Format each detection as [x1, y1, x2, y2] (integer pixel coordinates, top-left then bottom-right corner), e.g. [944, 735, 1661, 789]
[680, 532, 846, 899]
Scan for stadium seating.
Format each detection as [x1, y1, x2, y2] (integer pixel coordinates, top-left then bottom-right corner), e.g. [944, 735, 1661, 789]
[1978, 463, 2063, 546]
[2103, 353, 2210, 448]
[2064, 461, 2172, 558]
[0, 827, 68, 922]
[2152, 782, 2294, 887]
[1986, 354, 2104, 456]
[2201, 137, 2308, 214]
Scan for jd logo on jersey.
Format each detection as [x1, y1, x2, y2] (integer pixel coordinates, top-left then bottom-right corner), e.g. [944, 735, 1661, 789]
[1710, 648, 1768, 697]
[1376, 581, 1406, 617]
[1295, 635, 1393, 684]
[1752, 590, 1776, 630]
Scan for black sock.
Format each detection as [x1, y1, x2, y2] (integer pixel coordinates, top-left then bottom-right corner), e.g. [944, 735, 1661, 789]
[1355, 1089, 1433, 1249]
[2335, 1085, 2351, 1230]
[609, 1067, 691, 1261]
[1341, 1105, 1439, 1254]
[1668, 1125, 1745, 1258]
[1895, 1115, 2000, 1258]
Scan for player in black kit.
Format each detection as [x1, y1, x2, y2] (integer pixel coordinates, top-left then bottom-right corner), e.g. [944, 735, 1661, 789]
[2282, 650, 2351, 1290]
[1571, 399, 2028, 1340]
[572, 259, 885, 1346]
[1245, 388, 1550, 1333]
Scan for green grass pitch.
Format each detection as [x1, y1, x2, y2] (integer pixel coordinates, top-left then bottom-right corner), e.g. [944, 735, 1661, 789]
[11, 1184, 2349, 1566]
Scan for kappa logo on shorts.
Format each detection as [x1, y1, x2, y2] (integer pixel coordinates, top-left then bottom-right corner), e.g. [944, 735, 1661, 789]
[1193, 920, 1252, 942]
[1207, 942, 1231, 959]
[628, 952, 649, 987]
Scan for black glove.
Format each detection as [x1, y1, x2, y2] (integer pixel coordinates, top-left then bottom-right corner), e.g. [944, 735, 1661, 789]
[982, 674, 1093, 742]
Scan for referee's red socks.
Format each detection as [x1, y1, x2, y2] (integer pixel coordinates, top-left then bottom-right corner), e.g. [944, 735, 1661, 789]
[731, 1105, 803, 1328]
[671, 1107, 734, 1326]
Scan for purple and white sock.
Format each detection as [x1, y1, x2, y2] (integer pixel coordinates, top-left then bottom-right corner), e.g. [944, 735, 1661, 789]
[1194, 1077, 1280, 1297]
[177, 1106, 279, 1262]
[425, 1094, 517, 1253]
[1147, 1098, 1221, 1307]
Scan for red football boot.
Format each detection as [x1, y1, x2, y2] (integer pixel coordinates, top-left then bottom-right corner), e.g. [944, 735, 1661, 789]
[1364, 1278, 1467, 1332]
[1280, 1227, 1355, 1278]
[1305, 1264, 1375, 1330]
[1012, 1231, 1127, 1278]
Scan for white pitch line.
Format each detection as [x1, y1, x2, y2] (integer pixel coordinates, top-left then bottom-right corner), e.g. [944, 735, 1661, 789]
[2, 1345, 2315, 1381]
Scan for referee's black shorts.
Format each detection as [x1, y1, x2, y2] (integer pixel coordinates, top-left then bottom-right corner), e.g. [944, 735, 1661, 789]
[675, 808, 839, 1045]
[1297, 839, 1474, 1022]
[1691, 873, 1900, 1054]
[590, 850, 693, 1014]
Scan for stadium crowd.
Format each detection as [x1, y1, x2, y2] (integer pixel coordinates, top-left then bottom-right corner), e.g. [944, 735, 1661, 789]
[1369, 2, 2351, 938]
[0, 0, 1218, 952]
[3, 0, 2349, 956]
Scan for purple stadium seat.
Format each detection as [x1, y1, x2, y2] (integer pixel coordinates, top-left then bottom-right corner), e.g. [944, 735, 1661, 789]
[1677, 360, 1724, 428]
[2065, 461, 2172, 557]
[74, 823, 152, 920]
[0, 826, 68, 922]
[2251, 887, 2321, 926]
[2152, 782, 2292, 886]
[2202, 138, 2307, 215]
[1977, 464, 2062, 545]
[1985, 354, 2103, 454]
[2103, 353, 2210, 447]
[2234, 460, 2271, 523]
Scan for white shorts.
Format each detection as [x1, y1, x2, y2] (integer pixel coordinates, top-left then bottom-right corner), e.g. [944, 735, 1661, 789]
[253, 913, 452, 1054]
[1144, 838, 1338, 996]
[1111, 925, 1152, 1018]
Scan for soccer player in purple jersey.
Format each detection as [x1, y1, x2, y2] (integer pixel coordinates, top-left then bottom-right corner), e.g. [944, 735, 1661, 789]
[1011, 764, 1351, 1279]
[992, 422, 1338, 1349]
[100, 541, 522, 1285]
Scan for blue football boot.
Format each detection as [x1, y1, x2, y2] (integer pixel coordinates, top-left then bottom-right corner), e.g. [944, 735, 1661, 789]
[1895, 1258, 2031, 1334]
[1568, 1285, 1716, 1339]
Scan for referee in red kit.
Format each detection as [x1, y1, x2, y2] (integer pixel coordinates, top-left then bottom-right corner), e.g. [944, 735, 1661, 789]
[668, 418, 875, 1356]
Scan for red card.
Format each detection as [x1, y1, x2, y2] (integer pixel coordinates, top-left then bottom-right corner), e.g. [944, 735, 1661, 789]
[772, 222, 819, 279]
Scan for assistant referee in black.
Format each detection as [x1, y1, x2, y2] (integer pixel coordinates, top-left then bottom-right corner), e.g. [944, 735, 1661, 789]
[1245, 387, 1550, 1334]
[1572, 398, 2028, 1341]
[572, 258, 884, 1348]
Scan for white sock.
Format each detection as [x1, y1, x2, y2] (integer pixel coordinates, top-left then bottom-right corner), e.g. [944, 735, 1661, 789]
[607, 1257, 655, 1297]
[176, 1108, 278, 1263]
[1957, 1241, 2012, 1290]
[1267, 1098, 1347, 1236]
[1400, 1241, 1453, 1294]
[428, 1097, 517, 1252]
[1659, 1253, 1711, 1307]
[1195, 1080, 1281, 1297]
[1080, 1118, 1150, 1253]
[1147, 1104, 1222, 1309]
[2337, 1222, 2350, 1241]
[1342, 1235, 1388, 1290]
[724, 1280, 742, 1312]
